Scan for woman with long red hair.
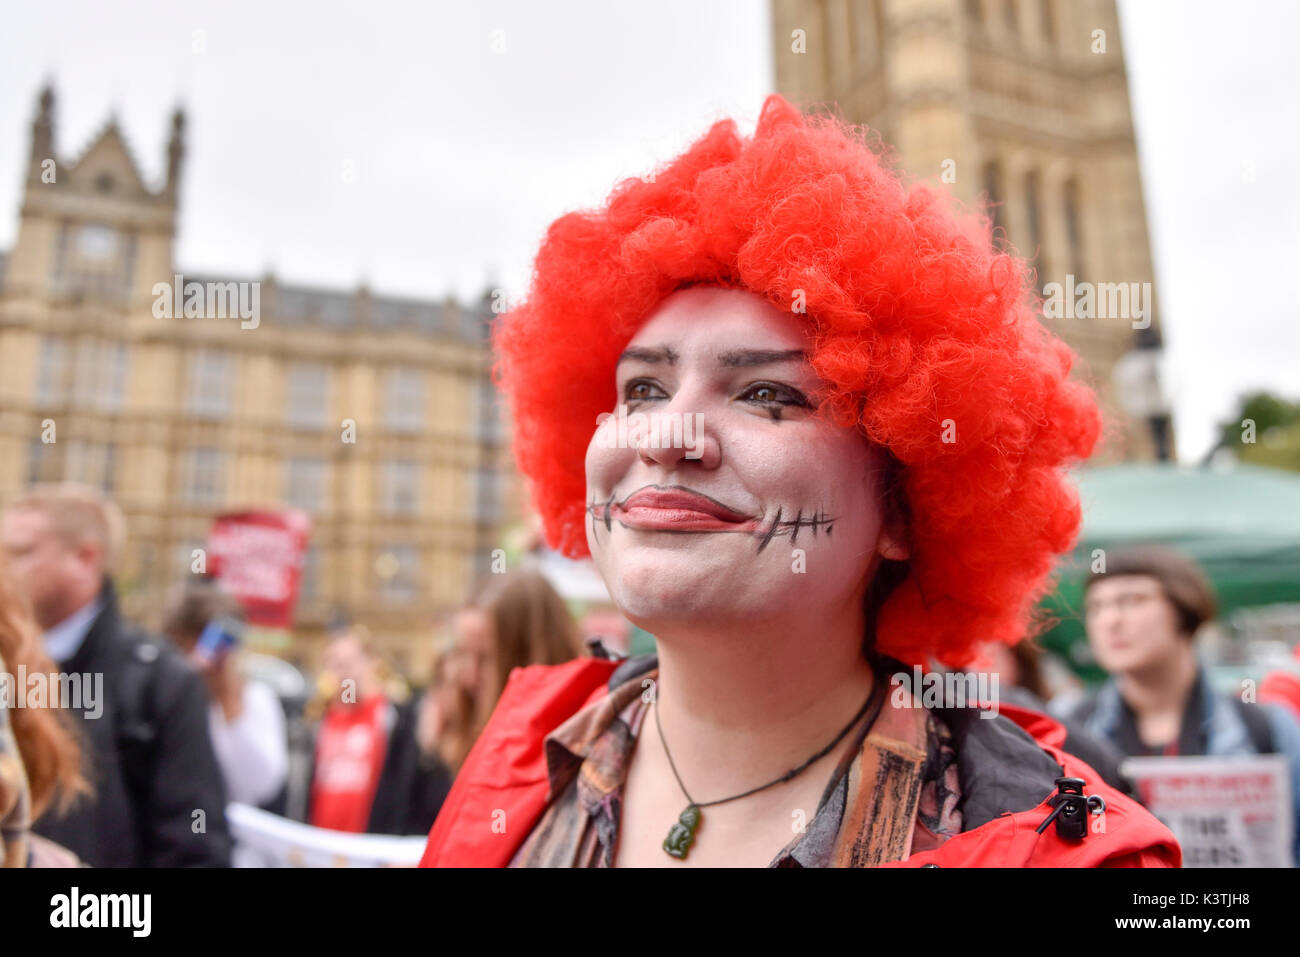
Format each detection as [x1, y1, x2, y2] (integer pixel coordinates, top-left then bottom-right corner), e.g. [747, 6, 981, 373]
[0, 550, 89, 867]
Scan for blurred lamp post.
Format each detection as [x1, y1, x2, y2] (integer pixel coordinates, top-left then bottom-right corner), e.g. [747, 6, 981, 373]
[1112, 345, 1173, 462]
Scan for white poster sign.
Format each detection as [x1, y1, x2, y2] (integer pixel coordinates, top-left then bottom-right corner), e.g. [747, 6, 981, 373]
[1121, 754, 1293, 867]
[226, 803, 427, 868]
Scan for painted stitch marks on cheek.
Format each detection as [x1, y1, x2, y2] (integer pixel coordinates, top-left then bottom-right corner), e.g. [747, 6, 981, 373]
[755, 505, 835, 553]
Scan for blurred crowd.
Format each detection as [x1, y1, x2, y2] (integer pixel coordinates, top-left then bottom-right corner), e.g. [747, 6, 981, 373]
[0, 482, 586, 867]
[2, 481, 1299, 867]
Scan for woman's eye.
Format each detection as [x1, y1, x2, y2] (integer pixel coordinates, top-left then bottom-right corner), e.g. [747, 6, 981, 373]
[623, 378, 668, 403]
[739, 382, 811, 418]
[738, 382, 806, 408]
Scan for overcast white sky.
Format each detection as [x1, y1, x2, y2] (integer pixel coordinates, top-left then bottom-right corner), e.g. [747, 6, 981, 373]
[1, 0, 1295, 464]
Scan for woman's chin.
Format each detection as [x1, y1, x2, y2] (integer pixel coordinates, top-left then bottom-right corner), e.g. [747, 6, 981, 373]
[604, 558, 731, 623]
[606, 570, 791, 638]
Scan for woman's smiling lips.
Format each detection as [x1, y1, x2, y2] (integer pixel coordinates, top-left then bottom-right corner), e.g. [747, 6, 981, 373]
[610, 485, 761, 532]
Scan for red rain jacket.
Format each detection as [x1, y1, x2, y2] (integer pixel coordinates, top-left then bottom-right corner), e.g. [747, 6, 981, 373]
[421, 656, 1182, 868]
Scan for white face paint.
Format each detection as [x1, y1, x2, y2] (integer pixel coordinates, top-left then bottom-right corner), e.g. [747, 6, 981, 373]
[584, 286, 900, 636]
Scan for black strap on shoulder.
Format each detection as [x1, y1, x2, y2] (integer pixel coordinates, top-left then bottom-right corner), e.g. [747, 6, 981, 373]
[1230, 696, 1275, 754]
[1072, 693, 1099, 727]
[114, 635, 161, 820]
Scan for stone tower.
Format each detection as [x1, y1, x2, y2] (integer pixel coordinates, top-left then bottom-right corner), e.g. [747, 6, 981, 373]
[3, 84, 181, 306]
[771, 0, 1174, 462]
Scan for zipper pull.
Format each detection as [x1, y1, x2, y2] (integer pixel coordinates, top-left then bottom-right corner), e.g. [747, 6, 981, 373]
[1035, 776, 1103, 841]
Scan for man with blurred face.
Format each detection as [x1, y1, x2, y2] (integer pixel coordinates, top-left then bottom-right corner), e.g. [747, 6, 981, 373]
[307, 629, 401, 833]
[1062, 544, 1300, 864]
[323, 627, 457, 835]
[321, 631, 380, 703]
[0, 483, 231, 866]
[303, 628, 452, 836]
[2, 496, 103, 635]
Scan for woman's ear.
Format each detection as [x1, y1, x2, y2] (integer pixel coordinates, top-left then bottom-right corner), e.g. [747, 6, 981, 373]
[869, 447, 910, 562]
[877, 523, 910, 562]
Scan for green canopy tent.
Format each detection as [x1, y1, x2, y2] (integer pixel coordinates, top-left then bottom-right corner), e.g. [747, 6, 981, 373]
[1036, 462, 1300, 681]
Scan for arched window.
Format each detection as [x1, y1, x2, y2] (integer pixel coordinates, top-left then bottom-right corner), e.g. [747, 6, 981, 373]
[1025, 169, 1042, 263]
[1063, 177, 1084, 280]
[983, 160, 1005, 241]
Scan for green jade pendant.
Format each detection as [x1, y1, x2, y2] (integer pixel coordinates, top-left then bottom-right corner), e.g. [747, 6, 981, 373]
[663, 805, 702, 859]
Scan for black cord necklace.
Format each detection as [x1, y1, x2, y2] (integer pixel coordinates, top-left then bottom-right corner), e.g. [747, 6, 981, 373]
[654, 676, 884, 860]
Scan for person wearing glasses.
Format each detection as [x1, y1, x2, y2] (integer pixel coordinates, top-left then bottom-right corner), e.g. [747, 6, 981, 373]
[1064, 543, 1300, 864]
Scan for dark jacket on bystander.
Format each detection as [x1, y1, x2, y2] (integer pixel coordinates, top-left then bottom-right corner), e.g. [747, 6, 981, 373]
[32, 579, 232, 867]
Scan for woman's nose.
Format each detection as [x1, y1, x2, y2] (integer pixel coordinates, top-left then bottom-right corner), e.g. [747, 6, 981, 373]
[632, 409, 720, 470]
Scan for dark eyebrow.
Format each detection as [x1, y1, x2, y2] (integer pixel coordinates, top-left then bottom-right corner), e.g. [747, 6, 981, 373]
[714, 348, 806, 368]
[617, 346, 679, 366]
[615, 346, 806, 368]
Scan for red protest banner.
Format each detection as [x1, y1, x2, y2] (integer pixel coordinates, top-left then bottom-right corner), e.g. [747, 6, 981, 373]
[207, 509, 312, 629]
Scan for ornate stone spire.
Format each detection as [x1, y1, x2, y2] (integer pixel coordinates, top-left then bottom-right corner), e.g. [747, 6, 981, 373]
[166, 105, 186, 198]
[29, 83, 55, 183]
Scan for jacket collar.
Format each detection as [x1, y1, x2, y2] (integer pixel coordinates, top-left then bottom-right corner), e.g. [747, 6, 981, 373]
[58, 578, 118, 674]
[42, 593, 104, 664]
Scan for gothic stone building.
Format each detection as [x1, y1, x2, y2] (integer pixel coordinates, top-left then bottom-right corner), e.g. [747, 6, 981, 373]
[0, 87, 516, 676]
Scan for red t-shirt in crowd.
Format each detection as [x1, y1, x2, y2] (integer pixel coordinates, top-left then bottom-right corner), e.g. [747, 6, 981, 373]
[309, 694, 392, 832]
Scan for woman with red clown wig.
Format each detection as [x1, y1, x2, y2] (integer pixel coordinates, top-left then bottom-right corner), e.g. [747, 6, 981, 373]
[421, 95, 1180, 868]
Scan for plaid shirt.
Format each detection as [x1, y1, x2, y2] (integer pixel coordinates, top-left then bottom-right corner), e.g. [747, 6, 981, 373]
[509, 663, 962, 867]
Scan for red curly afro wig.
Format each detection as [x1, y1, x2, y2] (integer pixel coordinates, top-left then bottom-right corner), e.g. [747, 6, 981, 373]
[494, 94, 1102, 668]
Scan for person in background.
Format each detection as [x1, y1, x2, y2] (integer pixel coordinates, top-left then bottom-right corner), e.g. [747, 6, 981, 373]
[305, 627, 449, 835]
[449, 568, 588, 746]
[1261, 669, 1300, 724]
[0, 483, 231, 866]
[0, 550, 90, 867]
[1260, 641, 1300, 724]
[974, 639, 1136, 799]
[414, 569, 587, 786]
[415, 640, 479, 777]
[161, 577, 289, 812]
[0, 650, 28, 867]
[1060, 543, 1300, 865]
[306, 629, 391, 832]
